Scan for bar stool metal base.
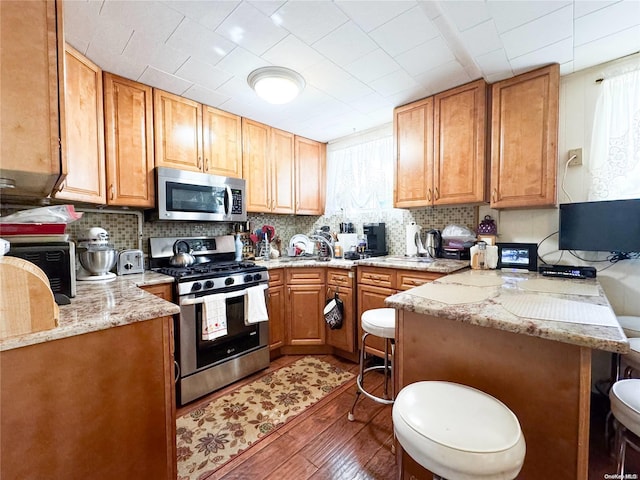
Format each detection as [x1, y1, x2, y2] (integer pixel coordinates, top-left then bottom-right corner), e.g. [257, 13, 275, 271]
[347, 331, 394, 422]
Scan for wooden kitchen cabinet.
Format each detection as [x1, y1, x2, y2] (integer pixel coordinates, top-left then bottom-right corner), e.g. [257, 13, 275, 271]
[295, 136, 326, 215]
[154, 89, 203, 172]
[154, 90, 243, 177]
[242, 118, 295, 213]
[394, 79, 488, 208]
[326, 268, 356, 355]
[267, 269, 286, 350]
[394, 97, 433, 208]
[103, 73, 155, 207]
[140, 282, 173, 302]
[55, 44, 106, 203]
[490, 64, 559, 208]
[0, 316, 176, 480]
[0, 0, 66, 199]
[357, 266, 444, 358]
[286, 268, 326, 346]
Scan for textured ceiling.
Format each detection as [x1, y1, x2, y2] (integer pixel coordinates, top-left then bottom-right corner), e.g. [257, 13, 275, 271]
[64, 0, 640, 142]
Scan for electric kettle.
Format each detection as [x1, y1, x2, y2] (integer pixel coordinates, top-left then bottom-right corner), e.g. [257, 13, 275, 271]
[424, 230, 442, 259]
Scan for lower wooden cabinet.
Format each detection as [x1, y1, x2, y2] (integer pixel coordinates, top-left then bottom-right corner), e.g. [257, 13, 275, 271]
[267, 269, 286, 350]
[326, 268, 356, 354]
[286, 268, 326, 346]
[140, 282, 173, 301]
[0, 316, 176, 480]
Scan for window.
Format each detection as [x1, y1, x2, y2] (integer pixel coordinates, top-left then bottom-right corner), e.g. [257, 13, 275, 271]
[589, 63, 640, 201]
[325, 124, 394, 216]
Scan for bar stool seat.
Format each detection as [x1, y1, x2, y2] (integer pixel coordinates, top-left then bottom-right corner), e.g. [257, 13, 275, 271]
[348, 308, 395, 422]
[618, 316, 640, 338]
[610, 379, 640, 474]
[393, 381, 526, 480]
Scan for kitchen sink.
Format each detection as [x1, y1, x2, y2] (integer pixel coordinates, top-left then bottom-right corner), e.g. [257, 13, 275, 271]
[384, 256, 434, 263]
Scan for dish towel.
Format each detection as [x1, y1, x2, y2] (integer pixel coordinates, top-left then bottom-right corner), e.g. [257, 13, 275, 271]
[245, 284, 269, 325]
[202, 294, 227, 341]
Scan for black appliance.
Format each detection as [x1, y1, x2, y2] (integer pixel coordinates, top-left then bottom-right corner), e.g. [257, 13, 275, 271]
[7, 241, 76, 301]
[363, 223, 387, 257]
[149, 235, 269, 406]
[559, 199, 640, 252]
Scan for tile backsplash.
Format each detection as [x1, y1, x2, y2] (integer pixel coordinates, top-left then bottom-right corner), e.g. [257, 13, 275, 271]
[66, 205, 477, 259]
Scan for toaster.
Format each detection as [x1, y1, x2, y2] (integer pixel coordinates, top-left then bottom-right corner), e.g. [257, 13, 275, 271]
[117, 249, 145, 275]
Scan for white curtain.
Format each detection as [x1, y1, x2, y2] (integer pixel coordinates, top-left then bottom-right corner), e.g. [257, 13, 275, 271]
[325, 127, 394, 216]
[589, 66, 640, 201]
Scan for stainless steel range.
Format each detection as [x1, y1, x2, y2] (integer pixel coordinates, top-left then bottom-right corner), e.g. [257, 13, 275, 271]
[149, 235, 269, 406]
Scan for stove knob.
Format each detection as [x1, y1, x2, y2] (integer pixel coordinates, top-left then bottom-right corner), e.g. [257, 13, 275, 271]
[244, 274, 253, 283]
[253, 273, 262, 281]
[225, 277, 235, 286]
[191, 282, 202, 292]
[204, 280, 214, 289]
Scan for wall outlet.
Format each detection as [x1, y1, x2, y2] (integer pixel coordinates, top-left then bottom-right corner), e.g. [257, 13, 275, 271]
[568, 148, 582, 166]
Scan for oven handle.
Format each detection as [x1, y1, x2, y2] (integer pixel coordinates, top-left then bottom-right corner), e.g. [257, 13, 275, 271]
[179, 283, 267, 306]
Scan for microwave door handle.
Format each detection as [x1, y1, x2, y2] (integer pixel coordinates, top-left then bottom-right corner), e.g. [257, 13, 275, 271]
[224, 185, 232, 218]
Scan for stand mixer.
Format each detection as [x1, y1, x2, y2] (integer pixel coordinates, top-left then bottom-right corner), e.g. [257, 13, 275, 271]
[76, 227, 118, 281]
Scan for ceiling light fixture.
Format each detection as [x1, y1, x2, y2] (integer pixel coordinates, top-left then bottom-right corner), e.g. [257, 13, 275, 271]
[247, 66, 305, 105]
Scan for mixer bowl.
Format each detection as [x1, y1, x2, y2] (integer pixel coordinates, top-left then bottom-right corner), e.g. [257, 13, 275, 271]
[79, 248, 117, 276]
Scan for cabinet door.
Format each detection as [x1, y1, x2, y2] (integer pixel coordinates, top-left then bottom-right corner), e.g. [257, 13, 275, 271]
[326, 285, 355, 353]
[103, 73, 154, 207]
[271, 128, 295, 213]
[0, 0, 65, 198]
[242, 118, 271, 213]
[287, 284, 326, 346]
[295, 136, 326, 215]
[357, 283, 396, 358]
[434, 79, 487, 205]
[268, 284, 286, 350]
[57, 45, 105, 203]
[202, 106, 242, 178]
[490, 64, 559, 208]
[140, 283, 173, 301]
[154, 89, 202, 172]
[394, 97, 433, 208]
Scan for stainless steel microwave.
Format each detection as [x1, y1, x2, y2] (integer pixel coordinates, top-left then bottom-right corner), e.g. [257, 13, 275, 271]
[152, 167, 247, 222]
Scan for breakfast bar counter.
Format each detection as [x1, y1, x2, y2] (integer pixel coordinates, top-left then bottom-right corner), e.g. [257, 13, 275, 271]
[385, 269, 629, 479]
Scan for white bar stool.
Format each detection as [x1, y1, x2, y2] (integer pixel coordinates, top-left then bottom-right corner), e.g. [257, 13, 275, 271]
[348, 308, 395, 422]
[610, 379, 640, 475]
[393, 381, 526, 480]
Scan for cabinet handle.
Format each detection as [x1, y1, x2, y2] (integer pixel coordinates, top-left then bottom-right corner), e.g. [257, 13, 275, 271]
[492, 188, 497, 203]
[197, 157, 202, 169]
[434, 187, 439, 200]
[109, 184, 114, 200]
[204, 158, 209, 172]
[57, 181, 65, 193]
[271, 199, 275, 211]
[427, 188, 432, 202]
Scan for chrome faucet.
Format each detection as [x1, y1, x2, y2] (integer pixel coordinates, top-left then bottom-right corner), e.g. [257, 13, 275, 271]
[310, 234, 334, 260]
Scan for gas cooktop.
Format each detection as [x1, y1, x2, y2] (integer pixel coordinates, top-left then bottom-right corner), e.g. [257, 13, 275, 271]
[156, 260, 263, 281]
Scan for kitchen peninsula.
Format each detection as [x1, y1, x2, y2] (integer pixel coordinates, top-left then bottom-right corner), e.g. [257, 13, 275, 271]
[0, 272, 179, 480]
[386, 269, 629, 479]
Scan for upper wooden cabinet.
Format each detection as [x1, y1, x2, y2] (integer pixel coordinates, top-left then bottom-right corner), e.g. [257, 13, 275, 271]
[394, 79, 488, 208]
[103, 73, 155, 207]
[242, 118, 295, 214]
[433, 79, 487, 205]
[295, 136, 326, 215]
[0, 0, 66, 198]
[203, 106, 243, 178]
[154, 89, 242, 178]
[56, 44, 105, 203]
[154, 89, 202, 173]
[490, 64, 559, 208]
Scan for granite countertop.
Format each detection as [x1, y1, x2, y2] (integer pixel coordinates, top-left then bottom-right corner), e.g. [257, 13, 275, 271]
[0, 271, 178, 352]
[258, 255, 468, 274]
[385, 269, 629, 353]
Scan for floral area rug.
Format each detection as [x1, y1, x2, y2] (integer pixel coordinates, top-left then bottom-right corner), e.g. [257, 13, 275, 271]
[176, 356, 354, 479]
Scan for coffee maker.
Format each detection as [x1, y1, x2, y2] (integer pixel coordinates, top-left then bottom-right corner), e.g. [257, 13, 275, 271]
[363, 223, 387, 257]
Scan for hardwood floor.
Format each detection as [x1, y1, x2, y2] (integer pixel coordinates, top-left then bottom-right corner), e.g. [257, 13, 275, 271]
[177, 354, 639, 479]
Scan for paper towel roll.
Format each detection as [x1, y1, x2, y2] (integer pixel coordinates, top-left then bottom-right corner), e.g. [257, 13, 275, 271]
[406, 223, 420, 256]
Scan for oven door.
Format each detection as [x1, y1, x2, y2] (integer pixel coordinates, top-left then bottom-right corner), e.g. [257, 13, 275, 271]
[177, 285, 268, 377]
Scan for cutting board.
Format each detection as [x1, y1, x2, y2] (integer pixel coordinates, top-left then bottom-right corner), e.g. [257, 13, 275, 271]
[0, 256, 59, 339]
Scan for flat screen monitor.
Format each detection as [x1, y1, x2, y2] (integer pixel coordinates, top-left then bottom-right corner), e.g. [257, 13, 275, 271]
[558, 199, 640, 252]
